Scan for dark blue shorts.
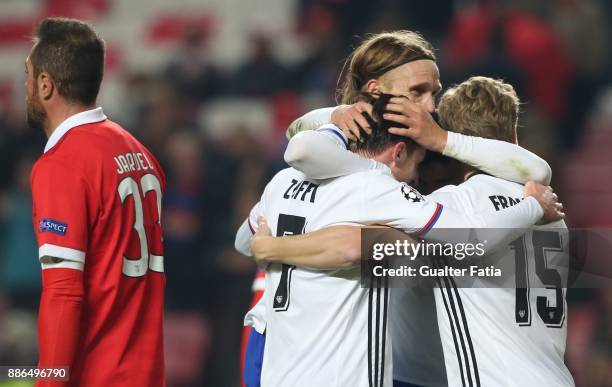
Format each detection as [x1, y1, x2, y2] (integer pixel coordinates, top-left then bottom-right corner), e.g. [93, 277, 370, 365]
[243, 329, 266, 387]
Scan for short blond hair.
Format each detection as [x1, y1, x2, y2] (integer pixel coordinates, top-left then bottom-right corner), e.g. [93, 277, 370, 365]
[438, 76, 519, 143]
[337, 30, 436, 104]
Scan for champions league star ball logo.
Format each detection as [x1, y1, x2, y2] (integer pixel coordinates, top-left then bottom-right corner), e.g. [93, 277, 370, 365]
[401, 184, 424, 203]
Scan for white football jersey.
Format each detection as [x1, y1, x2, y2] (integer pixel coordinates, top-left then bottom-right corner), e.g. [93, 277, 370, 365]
[246, 165, 447, 387]
[240, 125, 545, 387]
[426, 174, 574, 387]
[391, 285, 447, 386]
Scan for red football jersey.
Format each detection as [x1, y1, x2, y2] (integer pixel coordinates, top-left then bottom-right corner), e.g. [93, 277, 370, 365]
[31, 108, 166, 386]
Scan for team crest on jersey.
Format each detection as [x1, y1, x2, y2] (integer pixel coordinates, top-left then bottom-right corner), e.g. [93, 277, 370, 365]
[39, 218, 68, 236]
[400, 184, 424, 203]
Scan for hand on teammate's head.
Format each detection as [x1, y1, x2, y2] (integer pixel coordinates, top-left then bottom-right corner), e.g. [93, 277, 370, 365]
[331, 102, 374, 142]
[523, 181, 565, 222]
[384, 96, 447, 153]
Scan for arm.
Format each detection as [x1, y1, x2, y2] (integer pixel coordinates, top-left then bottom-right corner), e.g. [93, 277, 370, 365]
[364, 176, 561, 253]
[285, 125, 381, 179]
[384, 97, 552, 184]
[249, 180, 559, 269]
[37, 269, 83, 387]
[287, 104, 374, 142]
[250, 194, 544, 268]
[251, 225, 363, 269]
[31, 159, 91, 382]
[286, 107, 336, 139]
[235, 178, 271, 256]
[443, 131, 552, 185]
[286, 103, 552, 184]
[249, 195, 539, 269]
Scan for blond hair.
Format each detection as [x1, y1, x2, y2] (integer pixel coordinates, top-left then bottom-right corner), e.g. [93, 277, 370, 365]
[438, 76, 519, 143]
[337, 31, 436, 104]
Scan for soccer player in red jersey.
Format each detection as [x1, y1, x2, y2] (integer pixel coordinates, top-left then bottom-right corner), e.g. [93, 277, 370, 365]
[26, 18, 166, 386]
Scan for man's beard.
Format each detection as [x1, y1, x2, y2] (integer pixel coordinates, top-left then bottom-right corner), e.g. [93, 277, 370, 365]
[26, 90, 47, 133]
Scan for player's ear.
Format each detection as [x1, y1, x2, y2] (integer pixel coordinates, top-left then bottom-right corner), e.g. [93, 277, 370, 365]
[364, 79, 380, 94]
[38, 71, 54, 101]
[393, 142, 407, 166]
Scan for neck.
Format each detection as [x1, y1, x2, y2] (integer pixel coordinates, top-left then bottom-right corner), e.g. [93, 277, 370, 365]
[460, 163, 479, 182]
[44, 102, 96, 139]
[358, 148, 393, 167]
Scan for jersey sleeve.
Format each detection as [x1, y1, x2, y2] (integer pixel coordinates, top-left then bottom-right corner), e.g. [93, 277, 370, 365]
[285, 106, 336, 139]
[31, 159, 94, 270]
[361, 175, 445, 234]
[426, 181, 547, 253]
[284, 125, 381, 180]
[235, 200, 265, 256]
[426, 184, 473, 213]
[235, 172, 276, 256]
[362, 173, 544, 250]
[443, 131, 552, 185]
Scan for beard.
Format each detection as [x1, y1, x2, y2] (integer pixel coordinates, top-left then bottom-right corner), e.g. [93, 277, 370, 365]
[26, 89, 47, 133]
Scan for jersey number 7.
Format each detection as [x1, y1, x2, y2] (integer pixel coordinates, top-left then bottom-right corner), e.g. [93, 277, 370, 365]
[273, 214, 306, 312]
[118, 174, 164, 277]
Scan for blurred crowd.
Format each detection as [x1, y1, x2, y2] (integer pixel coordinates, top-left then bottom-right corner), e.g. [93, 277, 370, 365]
[0, 0, 611, 386]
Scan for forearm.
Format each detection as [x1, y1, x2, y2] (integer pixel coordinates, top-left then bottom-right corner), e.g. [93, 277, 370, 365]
[37, 269, 84, 386]
[285, 128, 378, 179]
[443, 132, 552, 185]
[251, 226, 362, 269]
[286, 107, 335, 139]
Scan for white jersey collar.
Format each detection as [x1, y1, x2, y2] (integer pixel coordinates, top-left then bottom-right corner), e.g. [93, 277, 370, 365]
[44, 107, 106, 153]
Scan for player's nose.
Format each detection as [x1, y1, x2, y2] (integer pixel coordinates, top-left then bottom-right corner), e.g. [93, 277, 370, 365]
[424, 95, 435, 113]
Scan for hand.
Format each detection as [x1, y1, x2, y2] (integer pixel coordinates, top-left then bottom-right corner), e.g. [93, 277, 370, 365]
[384, 97, 447, 152]
[523, 181, 565, 222]
[331, 102, 374, 142]
[250, 216, 273, 265]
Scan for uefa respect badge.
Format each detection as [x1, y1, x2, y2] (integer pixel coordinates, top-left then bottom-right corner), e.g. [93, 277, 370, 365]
[39, 218, 68, 236]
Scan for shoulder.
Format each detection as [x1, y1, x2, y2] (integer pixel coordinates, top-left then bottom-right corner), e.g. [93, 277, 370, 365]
[31, 151, 78, 181]
[357, 169, 428, 203]
[43, 119, 122, 162]
[263, 167, 305, 193]
[270, 167, 304, 183]
[464, 174, 523, 195]
[69, 119, 131, 148]
[358, 167, 398, 186]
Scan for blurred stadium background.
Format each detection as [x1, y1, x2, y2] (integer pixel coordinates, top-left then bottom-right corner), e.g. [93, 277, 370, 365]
[0, 0, 610, 386]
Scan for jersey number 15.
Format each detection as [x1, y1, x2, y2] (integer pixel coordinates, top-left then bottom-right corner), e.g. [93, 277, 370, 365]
[511, 230, 566, 328]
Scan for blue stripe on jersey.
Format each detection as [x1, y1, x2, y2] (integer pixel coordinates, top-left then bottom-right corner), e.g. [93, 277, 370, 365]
[420, 203, 443, 235]
[317, 127, 349, 149]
